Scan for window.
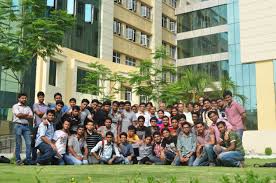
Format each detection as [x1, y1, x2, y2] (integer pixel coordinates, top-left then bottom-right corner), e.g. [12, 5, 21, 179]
[126, 27, 135, 41]
[125, 56, 136, 66]
[49, 60, 57, 86]
[67, 0, 75, 15]
[47, 0, 55, 7]
[113, 52, 121, 63]
[122, 87, 132, 101]
[140, 33, 150, 47]
[127, 0, 137, 12]
[76, 68, 98, 95]
[170, 45, 176, 59]
[113, 20, 121, 35]
[162, 15, 168, 28]
[114, 0, 122, 4]
[140, 95, 148, 103]
[169, 0, 177, 8]
[141, 5, 151, 19]
[84, 4, 94, 23]
[170, 21, 176, 32]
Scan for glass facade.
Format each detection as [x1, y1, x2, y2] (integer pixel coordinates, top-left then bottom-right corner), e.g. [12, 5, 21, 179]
[54, 0, 101, 57]
[179, 60, 229, 81]
[177, 4, 227, 33]
[177, 32, 228, 59]
[76, 68, 98, 95]
[227, 0, 257, 130]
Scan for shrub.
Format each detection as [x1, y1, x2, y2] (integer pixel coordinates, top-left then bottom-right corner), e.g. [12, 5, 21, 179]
[265, 147, 272, 156]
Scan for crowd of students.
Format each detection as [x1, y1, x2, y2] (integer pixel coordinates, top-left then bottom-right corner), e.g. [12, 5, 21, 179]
[12, 90, 246, 167]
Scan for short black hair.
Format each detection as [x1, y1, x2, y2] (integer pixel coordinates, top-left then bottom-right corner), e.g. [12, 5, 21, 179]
[157, 109, 164, 114]
[56, 100, 64, 106]
[182, 121, 191, 127]
[161, 128, 170, 134]
[81, 99, 89, 104]
[191, 111, 199, 117]
[137, 116, 145, 121]
[119, 101, 125, 105]
[54, 92, 62, 98]
[139, 102, 146, 106]
[128, 125, 136, 132]
[152, 131, 161, 137]
[193, 102, 200, 107]
[77, 125, 84, 130]
[112, 101, 119, 105]
[103, 100, 111, 106]
[150, 117, 157, 122]
[120, 132, 127, 138]
[105, 117, 112, 122]
[46, 109, 55, 115]
[208, 110, 218, 118]
[203, 98, 211, 104]
[106, 131, 114, 137]
[72, 106, 80, 111]
[124, 101, 131, 105]
[69, 98, 76, 102]
[223, 90, 233, 98]
[177, 114, 186, 120]
[216, 121, 226, 127]
[86, 120, 95, 125]
[18, 93, 27, 98]
[171, 117, 178, 122]
[162, 115, 169, 120]
[195, 121, 205, 127]
[91, 99, 99, 104]
[37, 91, 45, 97]
[146, 102, 153, 107]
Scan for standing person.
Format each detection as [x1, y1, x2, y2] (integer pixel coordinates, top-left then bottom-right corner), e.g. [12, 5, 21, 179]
[33, 91, 48, 127]
[173, 122, 196, 166]
[193, 122, 216, 166]
[223, 90, 246, 140]
[67, 98, 77, 114]
[213, 121, 245, 167]
[170, 107, 178, 118]
[79, 99, 93, 125]
[170, 117, 180, 136]
[94, 100, 111, 127]
[160, 116, 172, 131]
[136, 103, 151, 127]
[48, 92, 68, 113]
[159, 102, 171, 118]
[62, 106, 81, 134]
[64, 125, 88, 165]
[12, 93, 33, 165]
[136, 116, 151, 140]
[87, 99, 99, 116]
[109, 101, 122, 134]
[52, 120, 70, 165]
[85, 121, 102, 164]
[121, 101, 137, 133]
[217, 98, 227, 119]
[202, 98, 218, 126]
[91, 131, 123, 164]
[148, 117, 160, 136]
[53, 100, 65, 130]
[35, 110, 56, 165]
[118, 132, 135, 164]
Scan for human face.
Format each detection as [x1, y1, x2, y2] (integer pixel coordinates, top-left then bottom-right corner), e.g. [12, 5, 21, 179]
[183, 125, 190, 134]
[86, 122, 94, 131]
[146, 104, 152, 111]
[163, 117, 169, 126]
[196, 123, 204, 134]
[138, 118, 145, 127]
[150, 119, 157, 127]
[162, 130, 170, 138]
[217, 123, 226, 134]
[120, 135, 127, 143]
[177, 104, 184, 113]
[112, 103, 119, 111]
[47, 112, 55, 122]
[178, 118, 185, 124]
[106, 135, 113, 143]
[204, 101, 211, 110]
[187, 104, 193, 112]
[105, 119, 112, 128]
[77, 127, 85, 136]
[56, 104, 63, 111]
[103, 104, 110, 112]
[145, 137, 152, 145]
[54, 95, 62, 101]
[132, 106, 138, 113]
[38, 95, 44, 103]
[128, 130, 135, 137]
[119, 103, 124, 111]
[217, 99, 224, 108]
[81, 102, 89, 110]
[18, 96, 27, 105]
[171, 119, 178, 129]
[224, 95, 232, 105]
[63, 121, 70, 131]
[192, 114, 198, 123]
[158, 111, 164, 118]
[171, 108, 178, 116]
[150, 107, 156, 115]
[211, 101, 218, 109]
[194, 104, 200, 112]
[125, 103, 131, 111]
[139, 104, 145, 112]
[159, 103, 166, 110]
[154, 134, 161, 143]
[69, 100, 76, 107]
[72, 109, 79, 117]
[199, 97, 204, 105]
[91, 102, 98, 109]
[209, 113, 218, 123]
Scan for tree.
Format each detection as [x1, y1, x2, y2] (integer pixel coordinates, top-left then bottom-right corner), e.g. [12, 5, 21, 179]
[129, 46, 177, 103]
[0, 0, 75, 90]
[79, 62, 127, 101]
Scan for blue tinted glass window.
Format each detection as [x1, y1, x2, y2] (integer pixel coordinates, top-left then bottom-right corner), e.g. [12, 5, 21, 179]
[47, 0, 55, 7]
[85, 4, 93, 23]
[67, 0, 75, 14]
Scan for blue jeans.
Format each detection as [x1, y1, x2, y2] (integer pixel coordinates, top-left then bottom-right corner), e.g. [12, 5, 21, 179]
[99, 156, 123, 164]
[217, 151, 244, 167]
[64, 154, 88, 165]
[36, 142, 55, 165]
[235, 129, 244, 141]
[148, 155, 165, 165]
[173, 155, 195, 166]
[193, 144, 215, 166]
[14, 123, 32, 162]
[164, 150, 176, 162]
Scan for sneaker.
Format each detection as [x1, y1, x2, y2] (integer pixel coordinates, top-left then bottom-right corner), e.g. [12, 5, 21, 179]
[16, 160, 23, 165]
[239, 161, 245, 168]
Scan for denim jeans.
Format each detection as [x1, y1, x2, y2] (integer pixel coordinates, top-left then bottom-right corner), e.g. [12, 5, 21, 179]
[99, 156, 123, 164]
[14, 123, 32, 162]
[173, 155, 195, 166]
[217, 151, 244, 167]
[164, 150, 176, 162]
[88, 155, 100, 164]
[193, 144, 215, 166]
[64, 154, 88, 165]
[235, 129, 244, 142]
[148, 155, 165, 165]
[36, 142, 55, 165]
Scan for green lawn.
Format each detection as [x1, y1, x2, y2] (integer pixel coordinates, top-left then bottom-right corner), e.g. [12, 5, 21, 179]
[0, 159, 276, 183]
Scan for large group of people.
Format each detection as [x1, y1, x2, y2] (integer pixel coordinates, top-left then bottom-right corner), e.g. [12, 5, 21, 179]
[12, 90, 246, 167]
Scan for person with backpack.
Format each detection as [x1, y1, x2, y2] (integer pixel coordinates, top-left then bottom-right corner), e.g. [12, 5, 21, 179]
[91, 131, 123, 164]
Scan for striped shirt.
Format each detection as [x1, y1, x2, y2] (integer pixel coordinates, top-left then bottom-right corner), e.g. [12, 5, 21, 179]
[86, 131, 102, 152]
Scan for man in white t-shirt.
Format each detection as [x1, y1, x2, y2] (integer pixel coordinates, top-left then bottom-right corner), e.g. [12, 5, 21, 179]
[136, 103, 151, 127]
[52, 120, 70, 165]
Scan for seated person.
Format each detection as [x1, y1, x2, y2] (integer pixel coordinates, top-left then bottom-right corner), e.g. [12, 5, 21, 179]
[137, 136, 154, 164]
[161, 128, 177, 164]
[118, 132, 135, 164]
[170, 117, 180, 136]
[148, 117, 160, 136]
[91, 131, 123, 165]
[98, 117, 117, 139]
[136, 116, 151, 140]
[151, 132, 165, 165]
[213, 121, 245, 167]
[127, 125, 140, 159]
[64, 125, 88, 165]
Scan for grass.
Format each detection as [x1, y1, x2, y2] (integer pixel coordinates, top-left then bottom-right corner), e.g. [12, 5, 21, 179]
[0, 159, 276, 183]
